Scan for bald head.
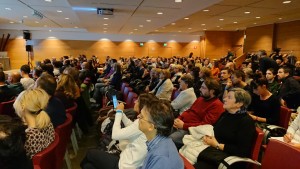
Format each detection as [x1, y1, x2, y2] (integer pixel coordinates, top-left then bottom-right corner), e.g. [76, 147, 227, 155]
[8, 72, 21, 84]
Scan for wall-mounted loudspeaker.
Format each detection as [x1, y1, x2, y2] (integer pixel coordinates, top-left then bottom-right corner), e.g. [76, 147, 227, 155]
[26, 45, 33, 52]
[23, 32, 31, 40]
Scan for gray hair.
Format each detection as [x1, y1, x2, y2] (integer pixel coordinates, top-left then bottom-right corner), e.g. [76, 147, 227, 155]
[228, 88, 251, 109]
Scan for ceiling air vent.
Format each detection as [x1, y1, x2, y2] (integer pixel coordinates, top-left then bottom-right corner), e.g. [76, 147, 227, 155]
[97, 8, 114, 15]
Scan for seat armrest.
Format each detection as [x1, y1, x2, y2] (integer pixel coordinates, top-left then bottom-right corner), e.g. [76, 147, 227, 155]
[263, 125, 287, 143]
[218, 156, 261, 169]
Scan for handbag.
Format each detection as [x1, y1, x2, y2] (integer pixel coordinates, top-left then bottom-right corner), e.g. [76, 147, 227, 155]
[197, 146, 229, 167]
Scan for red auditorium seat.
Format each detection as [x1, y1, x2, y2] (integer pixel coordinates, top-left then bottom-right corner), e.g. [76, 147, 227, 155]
[125, 91, 138, 109]
[180, 154, 195, 169]
[120, 82, 129, 94]
[32, 133, 59, 169]
[55, 113, 73, 169]
[0, 98, 16, 117]
[65, 102, 80, 155]
[122, 86, 132, 102]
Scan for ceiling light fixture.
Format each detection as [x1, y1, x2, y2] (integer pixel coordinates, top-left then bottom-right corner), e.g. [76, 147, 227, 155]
[216, 26, 220, 27]
[203, 9, 209, 12]
[74, 26, 78, 28]
[184, 17, 189, 20]
[219, 18, 224, 21]
[35, 21, 39, 23]
[171, 23, 176, 25]
[201, 24, 206, 26]
[244, 11, 250, 14]
[9, 21, 14, 24]
[178, 30, 182, 32]
[203, 29, 207, 30]
[188, 28, 192, 29]
[157, 12, 163, 15]
[49, 30, 52, 32]
[254, 23, 257, 24]
[283, 1, 291, 4]
[65, 18, 69, 19]
[139, 25, 143, 27]
[256, 16, 261, 19]
[175, 0, 182, 2]
[103, 24, 108, 25]
[134, 29, 138, 31]
[103, 31, 107, 33]
[278, 17, 283, 20]
[146, 20, 151, 22]
[57, 10, 62, 13]
[233, 21, 238, 24]
[45, 0, 52, 2]
[5, 8, 11, 10]
[103, 28, 107, 29]
[23, 16, 28, 18]
[104, 18, 109, 20]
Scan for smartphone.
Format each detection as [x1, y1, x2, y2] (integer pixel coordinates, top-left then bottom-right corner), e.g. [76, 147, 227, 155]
[112, 95, 118, 109]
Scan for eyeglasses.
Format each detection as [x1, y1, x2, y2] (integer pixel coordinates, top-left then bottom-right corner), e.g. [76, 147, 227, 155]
[137, 114, 155, 125]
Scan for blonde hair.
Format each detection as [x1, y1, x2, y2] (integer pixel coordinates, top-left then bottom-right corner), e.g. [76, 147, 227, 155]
[56, 74, 77, 99]
[160, 69, 171, 79]
[13, 89, 51, 129]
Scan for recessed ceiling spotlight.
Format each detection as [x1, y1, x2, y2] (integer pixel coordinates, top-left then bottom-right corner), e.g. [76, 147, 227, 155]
[256, 16, 261, 19]
[157, 12, 163, 15]
[203, 29, 207, 30]
[74, 26, 78, 28]
[139, 25, 143, 27]
[219, 18, 224, 21]
[203, 9, 209, 12]
[283, 1, 291, 4]
[23, 16, 28, 18]
[244, 11, 250, 14]
[5, 8, 11, 10]
[65, 18, 69, 19]
[188, 28, 192, 29]
[171, 23, 176, 25]
[254, 23, 257, 24]
[134, 29, 138, 31]
[9, 21, 14, 24]
[184, 17, 189, 20]
[57, 10, 62, 13]
[201, 24, 206, 26]
[278, 17, 283, 20]
[146, 20, 151, 22]
[45, 0, 52, 2]
[175, 0, 182, 2]
[104, 18, 109, 20]
[103, 24, 108, 26]
[103, 28, 107, 29]
[49, 30, 52, 32]
[233, 21, 238, 24]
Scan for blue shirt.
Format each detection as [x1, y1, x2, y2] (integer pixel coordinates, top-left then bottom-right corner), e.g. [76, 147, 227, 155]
[139, 135, 184, 169]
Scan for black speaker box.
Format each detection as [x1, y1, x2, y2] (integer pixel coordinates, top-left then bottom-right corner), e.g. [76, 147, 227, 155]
[23, 32, 31, 40]
[26, 45, 33, 52]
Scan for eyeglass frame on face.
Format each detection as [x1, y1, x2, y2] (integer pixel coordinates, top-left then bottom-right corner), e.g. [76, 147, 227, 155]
[137, 113, 156, 127]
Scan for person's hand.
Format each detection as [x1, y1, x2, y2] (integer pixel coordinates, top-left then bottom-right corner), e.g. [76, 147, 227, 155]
[173, 118, 184, 129]
[116, 103, 125, 111]
[203, 135, 219, 147]
[283, 133, 293, 143]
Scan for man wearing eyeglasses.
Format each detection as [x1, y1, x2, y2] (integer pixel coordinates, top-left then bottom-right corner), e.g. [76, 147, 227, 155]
[138, 100, 184, 169]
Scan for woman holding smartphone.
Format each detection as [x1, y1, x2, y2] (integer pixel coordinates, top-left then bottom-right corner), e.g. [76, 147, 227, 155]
[81, 93, 158, 169]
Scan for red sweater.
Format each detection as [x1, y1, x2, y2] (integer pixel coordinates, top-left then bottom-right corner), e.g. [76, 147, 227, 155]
[178, 97, 224, 130]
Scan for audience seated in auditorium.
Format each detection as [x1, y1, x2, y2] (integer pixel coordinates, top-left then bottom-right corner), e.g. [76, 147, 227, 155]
[0, 71, 14, 103]
[20, 64, 35, 90]
[32, 66, 43, 81]
[35, 73, 67, 128]
[150, 69, 174, 100]
[211, 60, 220, 78]
[81, 93, 158, 169]
[243, 67, 254, 85]
[171, 74, 197, 115]
[7, 72, 24, 96]
[258, 50, 279, 75]
[55, 74, 78, 109]
[194, 88, 255, 169]
[0, 115, 33, 169]
[145, 68, 160, 92]
[13, 89, 55, 159]
[170, 78, 224, 149]
[265, 68, 280, 95]
[138, 100, 184, 169]
[226, 70, 252, 94]
[277, 66, 300, 109]
[171, 64, 183, 86]
[248, 77, 280, 129]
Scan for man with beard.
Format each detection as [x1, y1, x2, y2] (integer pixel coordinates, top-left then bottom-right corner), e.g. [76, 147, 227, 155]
[170, 78, 225, 149]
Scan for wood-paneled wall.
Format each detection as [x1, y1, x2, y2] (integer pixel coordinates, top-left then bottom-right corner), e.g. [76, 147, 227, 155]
[6, 39, 201, 69]
[204, 31, 244, 59]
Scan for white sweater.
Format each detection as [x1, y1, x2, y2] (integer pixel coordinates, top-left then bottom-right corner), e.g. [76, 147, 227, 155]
[287, 113, 300, 143]
[179, 125, 214, 164]
[112, 112, 147, 169]
[171, 88, 197, 114]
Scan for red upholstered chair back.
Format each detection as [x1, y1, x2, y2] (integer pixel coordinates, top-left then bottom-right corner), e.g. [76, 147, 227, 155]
[125, 92, 138, 109]
[32, 133, 59, 169]
[65, 102, 78, 116]
[279, 106, 291, 129]
[0, 98, 16, 117]
[55, 113, 73, 169]
[179, 154, 195, 169]
[250, 127, 264, 161]
[261, 139, 300, 169]
[121, 82, 129, 94]
[123, 86, 132, 102]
